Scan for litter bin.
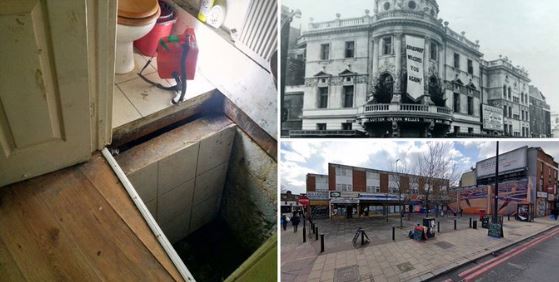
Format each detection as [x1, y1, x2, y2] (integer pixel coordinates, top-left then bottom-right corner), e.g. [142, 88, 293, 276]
[423, 217, 436, 238]
[134, 1, 176, 57]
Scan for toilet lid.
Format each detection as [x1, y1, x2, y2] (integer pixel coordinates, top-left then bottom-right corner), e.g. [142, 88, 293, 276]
[119, 0, 159, 19]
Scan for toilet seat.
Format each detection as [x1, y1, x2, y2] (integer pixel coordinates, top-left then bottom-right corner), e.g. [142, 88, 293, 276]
[118, 0, 161, 26]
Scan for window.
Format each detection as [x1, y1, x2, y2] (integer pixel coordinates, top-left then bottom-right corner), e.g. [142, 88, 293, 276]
[453, 93, 460, 113]
[509, 124, 513, 135]
[467, 97, 474, 115]
[408, 1, 417, 9]
[382, 37, 392, 55]
[454, 53, 460, 69]
[521, 110, 524, 121]
[508, 106, 512, 118]
[454, 126, 460, 133]
[504, 124, 508, 135]
[343, 85, 354, 108]
[503, 105, 507, 116]
[508, 87, 512, 100]
[317, 123, 326, 130]
[468, 128, 474, 134]
[430, 42, 437, 60]
[467, 59, 473, 75]
[384, 2, 390, 10]
[342, 123, 352, 130]
[503, 85, 507, 97]
[320, 43, 330, 60]
[345, 41, 355, 58]
[318, 87, 328, 108]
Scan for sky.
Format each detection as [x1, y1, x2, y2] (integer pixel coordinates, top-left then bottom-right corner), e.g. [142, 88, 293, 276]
[280, 140, 559, 194]
[282, 0, 559, 112]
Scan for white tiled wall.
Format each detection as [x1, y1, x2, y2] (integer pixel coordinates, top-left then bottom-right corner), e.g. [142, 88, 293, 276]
[125, 126, 236, 244]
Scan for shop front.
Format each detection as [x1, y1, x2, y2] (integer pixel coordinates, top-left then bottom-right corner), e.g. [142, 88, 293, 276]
[307, 191, 330, 219]
[329, 191, 359, 219]
[357, 193, 404, 218]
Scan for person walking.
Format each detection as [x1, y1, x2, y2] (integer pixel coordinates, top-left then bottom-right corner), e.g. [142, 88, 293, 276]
[281, 214, 288, 231]
[291, 213, 300, 233]
[459, 208, 463, 217]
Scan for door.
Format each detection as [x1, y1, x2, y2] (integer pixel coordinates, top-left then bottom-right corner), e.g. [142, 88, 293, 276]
[0, 0, 92, 187]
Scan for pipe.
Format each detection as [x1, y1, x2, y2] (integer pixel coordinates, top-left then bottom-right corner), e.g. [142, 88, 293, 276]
[101, 148, 195, 282]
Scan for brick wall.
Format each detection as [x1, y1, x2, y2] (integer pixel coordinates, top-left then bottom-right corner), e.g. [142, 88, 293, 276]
[328, 164, 336, 191]
[307, 174, 316, 192]
[353, 169, 366, 192]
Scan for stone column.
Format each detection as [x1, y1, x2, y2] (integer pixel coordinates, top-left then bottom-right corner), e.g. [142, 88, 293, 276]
[371, 37, 379, 87]
[391, 32, 403, 104]
[423, 36, 433, 104]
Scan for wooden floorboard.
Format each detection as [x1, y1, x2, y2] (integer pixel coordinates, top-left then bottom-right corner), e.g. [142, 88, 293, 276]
[0, 153, 181, 281]
[80, 154, 183, 281]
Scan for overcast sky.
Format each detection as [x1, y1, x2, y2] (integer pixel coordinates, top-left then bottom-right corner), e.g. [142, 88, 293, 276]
[283, 0, 559, 111]
[280, 140, 559, 194]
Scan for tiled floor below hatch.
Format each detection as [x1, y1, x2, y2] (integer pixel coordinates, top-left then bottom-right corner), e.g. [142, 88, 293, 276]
[112, 49, 216, 128]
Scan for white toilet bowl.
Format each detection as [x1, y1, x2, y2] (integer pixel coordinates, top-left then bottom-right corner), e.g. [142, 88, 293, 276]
[115, 0, 160, 74]
[116, 21, 157, 74]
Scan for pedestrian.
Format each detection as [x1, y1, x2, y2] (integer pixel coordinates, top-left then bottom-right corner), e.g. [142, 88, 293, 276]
[460, 208, 463, 217]
[281, 214, 288, 231]
[292, 213, 300, 232]
[553, 208, 558, 221]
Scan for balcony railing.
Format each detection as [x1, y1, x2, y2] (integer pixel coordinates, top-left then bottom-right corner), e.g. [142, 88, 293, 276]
[308, 16, 368, 30]
[363, 104, 453, 119]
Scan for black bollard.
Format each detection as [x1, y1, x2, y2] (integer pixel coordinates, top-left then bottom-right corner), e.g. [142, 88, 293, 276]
[320, 234, 325, 253]
[361, 231, 365, 245]
[508, 214, 510, 221]
[469, 217, 472, 228]
[454, 219, 457, 230]
[303, 226, 306, 242]
[473, 220, 477, 229]
[392, 226, 395, 241]
[311, 223, 315, 233]
[437, 221, 440, 233]
[315, 227, 319, 240]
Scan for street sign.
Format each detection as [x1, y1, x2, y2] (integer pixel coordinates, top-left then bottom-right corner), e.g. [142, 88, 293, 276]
[488, 222, 503, 238]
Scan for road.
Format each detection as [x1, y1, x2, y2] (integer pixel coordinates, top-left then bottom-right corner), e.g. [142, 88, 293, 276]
[432, 226, 559, 282]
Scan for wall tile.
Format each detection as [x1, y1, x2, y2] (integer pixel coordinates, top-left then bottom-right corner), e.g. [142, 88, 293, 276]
[158, 143, 199, 195]
[197, 127, 235, 175]
[158, 178, 195, 225]
[128, 161, 158, 203]
[193, 163, 227, 206]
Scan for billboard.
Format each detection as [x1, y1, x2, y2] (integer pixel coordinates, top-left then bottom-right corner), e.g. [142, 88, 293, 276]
[405, 35, 425, 100]
[482, 104, 504, 131]
[476, 146, 528, 178]
[447, 178, 535, 216]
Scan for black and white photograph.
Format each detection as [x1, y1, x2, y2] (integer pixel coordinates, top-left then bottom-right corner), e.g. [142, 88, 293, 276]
[281, 0, 559, 138]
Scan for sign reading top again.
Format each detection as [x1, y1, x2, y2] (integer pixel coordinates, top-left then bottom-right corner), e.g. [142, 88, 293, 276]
[405, 35, 425, 100]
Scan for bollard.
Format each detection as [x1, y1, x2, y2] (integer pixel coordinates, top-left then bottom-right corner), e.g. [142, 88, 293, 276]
[316, 227, 319, 241]
[392, 226, 395, 241]
[454, 219, 457, 230]
[473, 220, 477, 229]
[361, 231, 365, 245]
[508, 214, 510, 221]
[469, 217, 472, 228]
[311, 223, 315, 233]
[320, 234, 325, 253]
[303, 226, 306, 242]
[437, 221, 440, 233]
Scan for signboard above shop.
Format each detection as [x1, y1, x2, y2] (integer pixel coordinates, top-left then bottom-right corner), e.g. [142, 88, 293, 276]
[476, 146, 528, 178]
[307, 191, 329, 200]
[481, 104, 504, 131]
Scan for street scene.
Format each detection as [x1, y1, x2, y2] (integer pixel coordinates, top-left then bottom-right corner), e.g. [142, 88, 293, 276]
[280, 140, 559, 281]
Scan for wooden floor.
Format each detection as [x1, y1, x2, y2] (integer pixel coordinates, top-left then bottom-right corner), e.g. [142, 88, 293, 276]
[0, 153, 182, 281]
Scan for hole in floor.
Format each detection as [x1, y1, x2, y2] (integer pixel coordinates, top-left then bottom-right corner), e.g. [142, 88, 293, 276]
[174, 217, 252, 281]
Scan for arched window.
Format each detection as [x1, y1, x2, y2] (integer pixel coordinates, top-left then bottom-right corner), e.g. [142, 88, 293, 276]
[384, 2, 390, 10]
[503, 85, 506, 97]
[374, 72, 394, 103]
[508, 87, 512, 99]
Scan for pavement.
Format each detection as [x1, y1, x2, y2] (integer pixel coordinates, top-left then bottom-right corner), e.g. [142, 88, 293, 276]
[280, 215, 559, 282]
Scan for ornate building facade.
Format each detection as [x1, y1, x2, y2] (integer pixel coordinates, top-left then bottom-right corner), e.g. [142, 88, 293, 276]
[288, 0, 541, 137]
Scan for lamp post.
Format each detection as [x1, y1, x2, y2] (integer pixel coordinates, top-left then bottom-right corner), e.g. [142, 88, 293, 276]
[395, 159, 404, 228]
[494, 141, 499, 224]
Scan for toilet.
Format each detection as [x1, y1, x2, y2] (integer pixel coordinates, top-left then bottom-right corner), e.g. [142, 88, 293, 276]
[116, 0, 161, 74]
